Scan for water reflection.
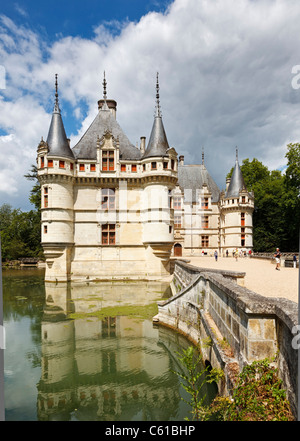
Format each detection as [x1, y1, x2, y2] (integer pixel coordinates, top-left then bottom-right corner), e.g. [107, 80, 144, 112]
[3, 270, 215, 421]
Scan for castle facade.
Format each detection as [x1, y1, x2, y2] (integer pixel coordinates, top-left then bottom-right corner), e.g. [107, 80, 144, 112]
[37, 74, 254, 282]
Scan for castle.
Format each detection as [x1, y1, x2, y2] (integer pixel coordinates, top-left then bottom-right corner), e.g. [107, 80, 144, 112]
[37, 74, 254, 282]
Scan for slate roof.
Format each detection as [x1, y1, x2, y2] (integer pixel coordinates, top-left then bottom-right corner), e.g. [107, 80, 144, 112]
[72, 102, 142, 161]
[143, 114, 170, 158]
[226, 158, 247, 198]
[177, 164, 220, 203]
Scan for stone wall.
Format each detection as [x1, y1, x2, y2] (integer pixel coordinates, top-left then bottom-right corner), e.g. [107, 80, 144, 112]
[153, 260, 298, 418]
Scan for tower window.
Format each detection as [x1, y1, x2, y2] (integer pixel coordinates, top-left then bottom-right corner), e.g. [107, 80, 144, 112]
[241, 212, 245, 226]
[43, 187, 48, 208]
[163, 161, 168, 169]
[102, 150, 115, 171]
[59, 160, 65, 169]
[121, 164, 126, 172]
[131, 164, 137, 172]
[44, 225, 48, 234]
[79, 163, 85, 171]
[90, 164, 96, 172]
[47, 159, 53, 168]
[102, 224, 116, 245]
[41, 157, 44, 168]
[151, 162, 157, 170]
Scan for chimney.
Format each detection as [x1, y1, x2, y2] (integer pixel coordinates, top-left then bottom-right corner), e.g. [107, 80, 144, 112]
[140, 136, 146, 154]
[226, 177, 231, 191]
[98, 99, 117, 119]
[179, 155, 184, 166]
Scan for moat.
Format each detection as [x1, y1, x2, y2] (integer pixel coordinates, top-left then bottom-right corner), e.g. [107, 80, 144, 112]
[3, 268, 216, 421]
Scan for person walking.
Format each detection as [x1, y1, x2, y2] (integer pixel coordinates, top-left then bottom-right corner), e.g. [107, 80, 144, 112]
[214, 250, 218, 261]
[293, 254, 297, 269]
[274, 248, 281, 271]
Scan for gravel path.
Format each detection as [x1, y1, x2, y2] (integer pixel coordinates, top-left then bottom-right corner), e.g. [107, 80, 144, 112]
[185, 256, 299, 304]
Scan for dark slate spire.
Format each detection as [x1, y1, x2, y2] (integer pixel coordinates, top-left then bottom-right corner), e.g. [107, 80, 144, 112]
[47, 74, 74, 159]
[143, 73, 170, 158]
[226, 148, 247, 198]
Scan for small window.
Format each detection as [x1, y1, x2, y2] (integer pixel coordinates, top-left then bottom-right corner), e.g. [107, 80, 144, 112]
[174, 215, 181, 228]
[121, 164, 126, 172]
[202, 215, 209, 228]
[70, 163, 74, 170]
[90, 164, 96, 172]
[41, 157, 44, 168]
[44, 225, 48, 234]
[143, 164, 146, 171]
[201, 197, 209, 210]
[171, 159, 175, 170]
[44, 187, 48, 208]
[163, 161, 168, 169]
[59, 160, 65, 169]
[102, 150, 114, 171]
[173, 196, 181, 210]
[79, 164, 85, 171]
[101, 188, 115, 210]
[201, 235, 209, 247]
[102, 224, 116, 245]
[131, 164, 137, 172]
[151, 162, 157, 170]
[242, 196, 246, 203]
[47, 159, 53, 168]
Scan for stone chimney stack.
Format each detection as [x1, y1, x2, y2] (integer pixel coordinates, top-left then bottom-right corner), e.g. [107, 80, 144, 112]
[140, 136, 146, 154]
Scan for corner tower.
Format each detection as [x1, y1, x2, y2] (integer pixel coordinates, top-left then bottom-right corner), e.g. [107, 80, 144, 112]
[37, 75, 75, 281]
[220, 149, 254, 254]
[141, 73, 178, 275]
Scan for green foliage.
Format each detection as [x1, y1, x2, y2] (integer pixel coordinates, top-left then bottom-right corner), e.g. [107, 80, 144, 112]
[172, 346, 219, 421]
[228, 155, 299, 251]
[0, 164, 43, 261]
[210, 359, 294, 421]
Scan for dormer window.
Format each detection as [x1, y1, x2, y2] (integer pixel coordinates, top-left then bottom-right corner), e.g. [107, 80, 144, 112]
[102, 150, 114, 171]
[201, 197, 209, 209]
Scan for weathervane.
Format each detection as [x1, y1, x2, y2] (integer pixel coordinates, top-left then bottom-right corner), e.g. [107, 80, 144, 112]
[103, 71, 107, 101]
[155, 72, 161, 117]
[54, 73, 60, 112]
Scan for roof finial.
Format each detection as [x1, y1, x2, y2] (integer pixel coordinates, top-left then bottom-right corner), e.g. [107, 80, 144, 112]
[236, 146, 238, 162]
[202, 147, 205, 165]
[54, 73, 60, 113]
[103, 71, 107, 101]
[155, 72, 161, 117]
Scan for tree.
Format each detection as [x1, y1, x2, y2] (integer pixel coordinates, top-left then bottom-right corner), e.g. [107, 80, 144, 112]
[24, 164, 41, 211]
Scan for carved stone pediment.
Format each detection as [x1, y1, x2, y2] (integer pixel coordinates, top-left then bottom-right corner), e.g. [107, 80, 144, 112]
[99, 130, 119, 150]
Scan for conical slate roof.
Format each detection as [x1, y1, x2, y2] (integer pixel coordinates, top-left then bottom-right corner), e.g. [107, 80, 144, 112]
[143, 73, 170, 159]
[47, 75, 74, 159]
[226, 152, 247, 198]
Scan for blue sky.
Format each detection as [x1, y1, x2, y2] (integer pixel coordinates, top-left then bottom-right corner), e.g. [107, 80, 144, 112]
[1, 0, 300, 211]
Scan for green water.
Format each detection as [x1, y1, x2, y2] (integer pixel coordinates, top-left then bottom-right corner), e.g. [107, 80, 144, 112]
[3, 268, 216, 421]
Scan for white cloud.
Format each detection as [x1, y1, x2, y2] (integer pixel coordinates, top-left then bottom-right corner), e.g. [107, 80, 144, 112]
[1, 0, 300, 209]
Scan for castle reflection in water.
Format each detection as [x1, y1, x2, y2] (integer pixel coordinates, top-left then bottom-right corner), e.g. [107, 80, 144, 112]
[37, 281, 198, 421]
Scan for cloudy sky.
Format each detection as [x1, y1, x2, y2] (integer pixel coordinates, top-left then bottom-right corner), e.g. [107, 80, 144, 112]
[1, 0, 300, 211]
